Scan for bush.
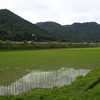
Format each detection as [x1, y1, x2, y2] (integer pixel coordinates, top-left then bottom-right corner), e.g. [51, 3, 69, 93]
[0, 40, 3, 44]
[23, 40, 28, 44]
[5, 40, 11, 45]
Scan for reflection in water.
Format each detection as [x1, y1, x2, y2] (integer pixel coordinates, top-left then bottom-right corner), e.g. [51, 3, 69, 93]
[0, 68, 90, 95]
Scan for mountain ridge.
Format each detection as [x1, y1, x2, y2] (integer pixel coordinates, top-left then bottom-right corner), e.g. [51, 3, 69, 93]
[36, 21, 73, 40]
[36, 21, 100, 42]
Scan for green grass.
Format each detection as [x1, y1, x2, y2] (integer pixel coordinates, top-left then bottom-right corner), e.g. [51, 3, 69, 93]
[0, 47, 100, 85]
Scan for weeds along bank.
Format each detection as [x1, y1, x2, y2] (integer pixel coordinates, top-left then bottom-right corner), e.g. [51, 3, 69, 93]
[0, 40, 100, 50]
[0, 66, 100, 100]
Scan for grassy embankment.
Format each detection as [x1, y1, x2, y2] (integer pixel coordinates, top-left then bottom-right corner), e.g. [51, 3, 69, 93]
[0, 41, 100, 50]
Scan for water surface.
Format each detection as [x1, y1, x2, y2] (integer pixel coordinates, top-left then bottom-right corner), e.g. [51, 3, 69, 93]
[0, 67, 90, 95]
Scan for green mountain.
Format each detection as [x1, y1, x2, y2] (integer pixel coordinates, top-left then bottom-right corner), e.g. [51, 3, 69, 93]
[0, 9, 56, 41]
[1, 9, 100, 42]
[36, 21, 73, 42]
[36, 21, 100, 42]
[64, 22, 100, 42]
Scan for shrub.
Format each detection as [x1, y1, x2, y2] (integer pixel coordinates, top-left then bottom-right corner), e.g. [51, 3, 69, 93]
[5, 40, 11, 45]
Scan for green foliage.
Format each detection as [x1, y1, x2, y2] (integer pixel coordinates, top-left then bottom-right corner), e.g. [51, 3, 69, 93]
[0, 9, 56, 42]
[1, 9, 100, 42]
[5, 40, 11, 45]
[76, 75, 84, 79]
[0, 41, 99, 50]
[36, 21, 100, 42]
[31, 40, 34, 44]
[36, 21, 72, 41]
[64, 22, 100, 42]
[0, 40, 3, 44]
[23, 40, 28, 44]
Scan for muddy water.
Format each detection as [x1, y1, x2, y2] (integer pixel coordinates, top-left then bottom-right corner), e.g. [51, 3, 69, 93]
[0, 67, 90, 95]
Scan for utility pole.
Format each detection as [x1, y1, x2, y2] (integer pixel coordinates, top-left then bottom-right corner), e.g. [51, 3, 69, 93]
[32, 34, 36, 42]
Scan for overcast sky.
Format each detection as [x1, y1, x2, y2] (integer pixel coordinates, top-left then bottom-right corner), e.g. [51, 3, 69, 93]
[0, 0, 100, 25]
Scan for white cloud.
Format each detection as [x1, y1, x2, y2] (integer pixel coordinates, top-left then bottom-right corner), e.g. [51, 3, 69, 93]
[0, 0, 100, 25]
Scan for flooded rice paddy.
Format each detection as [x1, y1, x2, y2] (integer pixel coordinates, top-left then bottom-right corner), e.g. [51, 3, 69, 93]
[0, 67, 90, 95]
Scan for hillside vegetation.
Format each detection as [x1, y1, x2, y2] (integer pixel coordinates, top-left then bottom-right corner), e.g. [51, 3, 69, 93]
[64, 22, 100, 42]
[36, 21, 100, 42]
[0, 66, 100, 100]
[0, 9, 56, 42]
[36, 22, 73, 42]
[1, 9, 100, 42]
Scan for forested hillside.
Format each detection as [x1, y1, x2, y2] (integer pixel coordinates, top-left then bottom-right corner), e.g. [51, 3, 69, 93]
[1, 9, 100, 42]
[64, 22, 100, 42]
[0, 9, 56, 42]
[36, 21, 100, 42]
[36, 22, 73, 42]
